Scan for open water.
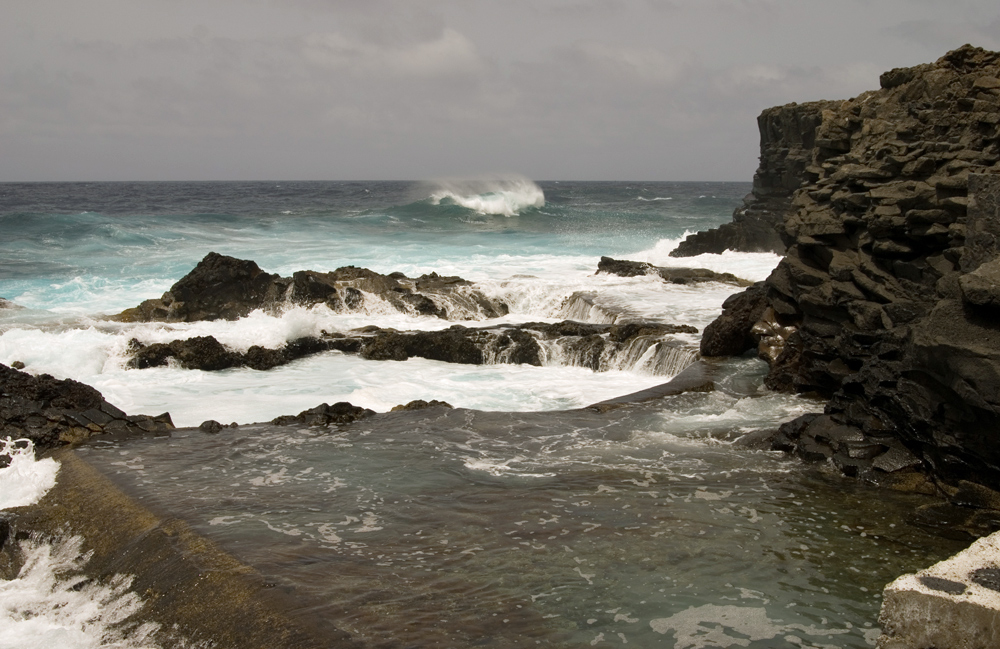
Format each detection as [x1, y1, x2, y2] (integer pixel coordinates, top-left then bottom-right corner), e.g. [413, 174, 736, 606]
[0, 179, 972, 648]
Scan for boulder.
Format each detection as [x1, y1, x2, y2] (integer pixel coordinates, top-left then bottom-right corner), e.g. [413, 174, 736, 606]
[699, 283, 769, 356]
[390, 400, 454, 412]
[0, 363, 173, 449]
[114, 253, 508, 323]
[959, 257, 1000, 308]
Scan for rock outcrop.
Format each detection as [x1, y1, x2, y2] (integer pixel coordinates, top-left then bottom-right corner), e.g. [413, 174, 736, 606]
[124, 320, 700, 376]
[699, 45, 1000, 495]
[115, 252, 508, 322]
[699, 283, 770, 357]
[671, 100, 839, 256]
[126, 335, 359, 371]
[270, 402, 375, 427]
[596, 256, 754, 286]
[0, 363, 174, 449]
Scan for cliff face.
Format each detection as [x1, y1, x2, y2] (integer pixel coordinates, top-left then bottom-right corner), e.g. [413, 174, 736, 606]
[708, 45, 1000, 495]
[671, 100, 837, 257]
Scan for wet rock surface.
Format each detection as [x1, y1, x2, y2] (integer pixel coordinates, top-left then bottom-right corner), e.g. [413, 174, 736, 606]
[114, 252, 509, 323]
[124, 319, 699, 374]
[390, 399, 454, 412]
[596, 256, 754, 286]
[126, 335, 351, 371]
[699, 283, 770, 356]
[697, 45, 1000, 497]
[270, 402, 375, 427]
[0, 363, 174, 451]
[879, 529, 1000, 649]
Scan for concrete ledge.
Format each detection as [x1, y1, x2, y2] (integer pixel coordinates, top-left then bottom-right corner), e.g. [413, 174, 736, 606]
[878, 530, 1000, 648]
[1, 448, 359, 649]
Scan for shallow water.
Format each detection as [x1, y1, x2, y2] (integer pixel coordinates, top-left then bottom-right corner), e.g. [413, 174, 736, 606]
[77, 359, 967, 649]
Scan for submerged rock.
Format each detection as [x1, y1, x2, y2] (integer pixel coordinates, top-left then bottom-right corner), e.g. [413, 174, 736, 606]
[114, 252, 509, 323]
[0, 363, 174, 449]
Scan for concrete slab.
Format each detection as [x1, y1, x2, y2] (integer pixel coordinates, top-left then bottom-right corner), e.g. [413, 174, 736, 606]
[878, 530, 1000, 648]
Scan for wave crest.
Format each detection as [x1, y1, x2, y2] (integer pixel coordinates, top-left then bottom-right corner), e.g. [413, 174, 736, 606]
[428, 176, 545, 216]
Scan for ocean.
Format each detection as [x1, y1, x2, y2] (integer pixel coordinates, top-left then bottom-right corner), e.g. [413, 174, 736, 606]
[0, 180, 970, 648]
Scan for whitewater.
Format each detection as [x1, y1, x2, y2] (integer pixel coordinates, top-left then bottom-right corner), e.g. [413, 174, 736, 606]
[0, 180, 779, 426]
[0, 180, 973, 648]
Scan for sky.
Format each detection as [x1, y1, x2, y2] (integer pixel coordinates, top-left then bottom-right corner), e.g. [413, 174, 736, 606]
[2, 0, 999, 182]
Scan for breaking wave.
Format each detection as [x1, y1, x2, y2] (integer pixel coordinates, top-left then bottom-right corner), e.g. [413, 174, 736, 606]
[428, 176, 545, 216]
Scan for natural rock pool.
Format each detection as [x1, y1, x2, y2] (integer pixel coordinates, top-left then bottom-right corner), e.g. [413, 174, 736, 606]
[76, 360, 970, 649]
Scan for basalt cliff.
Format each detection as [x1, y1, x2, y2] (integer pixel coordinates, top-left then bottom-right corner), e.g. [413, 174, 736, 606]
[701, 45, 1000, 500]
[671, 100, 837, 256]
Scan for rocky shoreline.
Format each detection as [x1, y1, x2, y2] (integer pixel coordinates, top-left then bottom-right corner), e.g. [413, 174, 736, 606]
[6, 43, 1000, 649]
[9, 47, 1000, 508]
[685, 45, 1000, 509]
[113, 253, 705, 375]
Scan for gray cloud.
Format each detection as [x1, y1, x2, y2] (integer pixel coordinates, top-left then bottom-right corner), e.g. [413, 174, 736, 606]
[2, 0, 999, 181]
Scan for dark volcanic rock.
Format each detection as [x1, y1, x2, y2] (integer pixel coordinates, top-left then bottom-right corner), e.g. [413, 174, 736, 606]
[130, 336, 242, 371]
[271, 402, 375, 427]
[597, 257, 753, 287]
[124, 320, 700, 375]
[0, 363, 174, 449]
[119, 252, 283, 322]
[699, 283, 769, 356]
[360, 327, 488, 364]
[199, 419, 224, 434]
[390, 400, 454, 412]
[701, 45, 1000, 496]
[672, 100, 839, 256]
[0, 298, 23, 310]
[127, 335, 346, 372]
[115, 252, 508, 323]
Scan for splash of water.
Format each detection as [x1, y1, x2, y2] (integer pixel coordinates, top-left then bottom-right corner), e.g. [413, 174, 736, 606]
[0, 535, 164, 649]
[428, 176, 545, 216]
[0, 438, 59, 510]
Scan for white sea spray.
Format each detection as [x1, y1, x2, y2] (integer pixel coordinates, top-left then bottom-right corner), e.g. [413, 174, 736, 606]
[428, 176, 545, 216]
[0, 439, 165, 649]
[0, 438, 58, 510]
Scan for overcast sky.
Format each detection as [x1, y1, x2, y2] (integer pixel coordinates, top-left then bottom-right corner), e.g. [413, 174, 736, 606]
[3, 0, 999, 182]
